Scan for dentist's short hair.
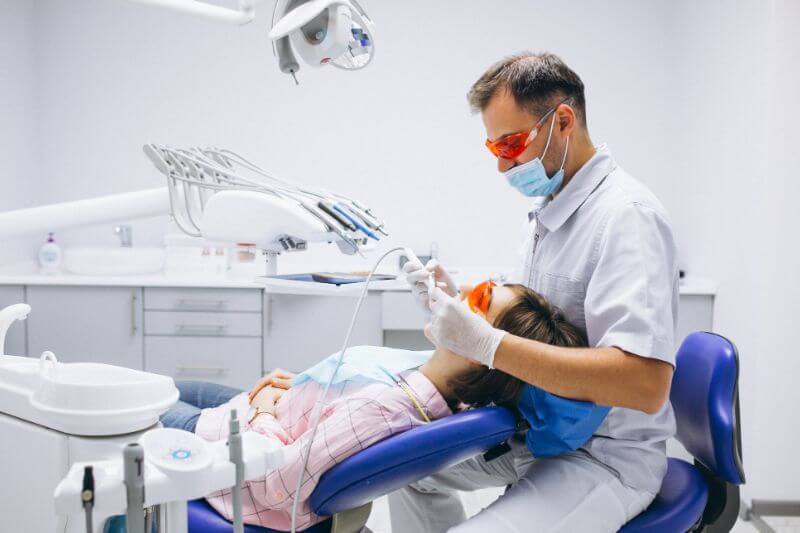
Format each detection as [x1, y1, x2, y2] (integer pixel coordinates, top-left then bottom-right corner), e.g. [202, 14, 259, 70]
[467, 52, 587, 127]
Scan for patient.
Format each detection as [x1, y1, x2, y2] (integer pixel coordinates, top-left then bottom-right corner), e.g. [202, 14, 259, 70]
[160, 284, 587, 531]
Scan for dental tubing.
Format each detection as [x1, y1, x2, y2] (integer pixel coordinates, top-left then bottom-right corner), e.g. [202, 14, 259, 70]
[289, 247, 421, 532]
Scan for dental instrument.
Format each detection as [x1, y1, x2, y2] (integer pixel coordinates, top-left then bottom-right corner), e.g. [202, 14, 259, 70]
[288, 247, 429, 532]
[332, 204, 379, 240]
[82, 467, 95, 533]
[317, 200, 358, 233]
[143, 144, 386, 263]
[403, 248, 435, 290]
[124, 443, 147, 533]
[229, 410, 244, 533]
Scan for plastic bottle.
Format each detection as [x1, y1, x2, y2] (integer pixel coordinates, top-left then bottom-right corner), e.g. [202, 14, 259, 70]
[38, 233, 62, 275]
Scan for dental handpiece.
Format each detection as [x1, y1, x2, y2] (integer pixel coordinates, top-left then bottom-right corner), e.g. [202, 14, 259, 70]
[81, 466, 94, 533]
[318, 201, 357, 232]
[403, 248, 435, 290]
[123, 443, 146, 533]
[229, 410, 244, 533]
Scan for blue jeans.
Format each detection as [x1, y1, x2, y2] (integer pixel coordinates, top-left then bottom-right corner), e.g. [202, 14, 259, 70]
[160, 380, 243, 433]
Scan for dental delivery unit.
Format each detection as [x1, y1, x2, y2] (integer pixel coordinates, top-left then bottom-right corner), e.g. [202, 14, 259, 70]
[0, 137, 435, 533]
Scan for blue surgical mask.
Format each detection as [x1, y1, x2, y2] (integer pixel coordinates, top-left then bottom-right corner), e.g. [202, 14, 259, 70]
[504, 114, 569, 197]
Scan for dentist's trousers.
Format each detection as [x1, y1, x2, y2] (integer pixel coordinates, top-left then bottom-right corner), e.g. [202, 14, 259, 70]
[388, 440, 655, 533]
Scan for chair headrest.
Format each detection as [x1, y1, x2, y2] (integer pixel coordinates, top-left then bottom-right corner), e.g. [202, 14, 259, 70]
[671, 332, 745, 485]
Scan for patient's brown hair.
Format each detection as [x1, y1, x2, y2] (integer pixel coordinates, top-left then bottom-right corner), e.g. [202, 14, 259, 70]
[450, 284, 587, 409]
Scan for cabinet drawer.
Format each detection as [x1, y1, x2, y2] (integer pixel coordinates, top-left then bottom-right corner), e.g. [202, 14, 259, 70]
[144, 288, 262, 312]
[145, 336, 261, 389]
[145, 311, 262, 337]
[381, 291, 428, 330]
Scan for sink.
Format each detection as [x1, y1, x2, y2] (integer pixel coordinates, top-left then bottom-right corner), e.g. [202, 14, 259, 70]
[63, 247, 166, 276]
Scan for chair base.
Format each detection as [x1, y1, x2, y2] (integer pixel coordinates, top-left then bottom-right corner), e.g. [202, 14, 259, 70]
[330, 502, 371, 533]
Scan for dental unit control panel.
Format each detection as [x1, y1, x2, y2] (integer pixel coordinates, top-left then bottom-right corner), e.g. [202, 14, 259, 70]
[54, 426, 283, 533]
[0, 302, 284, 533]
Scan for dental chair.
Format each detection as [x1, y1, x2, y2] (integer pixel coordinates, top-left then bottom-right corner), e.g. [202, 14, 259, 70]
[188, 331, 744, 533]
[619, 331, 745, 532]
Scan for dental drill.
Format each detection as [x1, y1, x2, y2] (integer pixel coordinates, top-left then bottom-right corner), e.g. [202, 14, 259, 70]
[403, 248, 436, 291]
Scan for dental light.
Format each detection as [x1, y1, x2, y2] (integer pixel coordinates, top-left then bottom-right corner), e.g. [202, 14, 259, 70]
[123, 0, 375, 84]
[269, 0, 375, 83]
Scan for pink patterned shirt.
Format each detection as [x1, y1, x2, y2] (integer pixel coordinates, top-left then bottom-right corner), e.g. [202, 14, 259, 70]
[195, 370, 451, 531]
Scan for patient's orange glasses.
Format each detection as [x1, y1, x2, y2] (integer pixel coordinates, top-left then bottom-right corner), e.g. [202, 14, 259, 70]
[467, 280, 496, 314]
[484, 96, 573, 160]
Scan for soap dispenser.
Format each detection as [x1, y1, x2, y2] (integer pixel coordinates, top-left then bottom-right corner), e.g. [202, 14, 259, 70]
[38, 233, 62, 275]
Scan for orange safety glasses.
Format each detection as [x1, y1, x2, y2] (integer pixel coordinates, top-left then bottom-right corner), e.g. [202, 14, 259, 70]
[467, 280, 496, 314]
[484, 96, 573, 160]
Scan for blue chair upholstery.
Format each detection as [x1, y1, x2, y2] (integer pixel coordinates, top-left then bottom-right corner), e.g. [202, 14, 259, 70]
[188, 332, 744, 533]
[187, 406, 517, 531]
[619, 459, 708, 532]
[619, 332, 745, 532]
[671, 332, 745, 485]
[311, 406, 518, 515]
[186, 499, 330, 533]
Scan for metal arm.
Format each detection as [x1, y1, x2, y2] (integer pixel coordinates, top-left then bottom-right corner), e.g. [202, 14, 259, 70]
[124, 0, 255, 25]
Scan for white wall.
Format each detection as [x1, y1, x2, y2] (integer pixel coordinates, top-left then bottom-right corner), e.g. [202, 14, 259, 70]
[758, 0, 800, 502]
[4, 0, 799, 502]
[0, 0, 37, 263]
[30, 0, 677, 271]
[661, 0, 800, 501]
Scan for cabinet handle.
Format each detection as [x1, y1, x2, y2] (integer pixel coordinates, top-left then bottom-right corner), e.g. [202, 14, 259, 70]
[175, 366, 228, 376]
[175, 324, 228, 336]
[175, 299, 226, 310]
[131, 292, 138, 335]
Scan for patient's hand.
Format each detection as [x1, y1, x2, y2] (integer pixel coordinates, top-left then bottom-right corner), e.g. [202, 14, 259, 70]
[248, 368, 295, 402]
[250, 386, 286, 416]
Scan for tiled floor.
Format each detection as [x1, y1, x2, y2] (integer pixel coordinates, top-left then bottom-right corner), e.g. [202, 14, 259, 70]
[365, 490, 800, 532]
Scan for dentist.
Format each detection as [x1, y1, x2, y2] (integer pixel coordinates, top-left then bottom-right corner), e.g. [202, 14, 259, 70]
[392, 53, 679, 532]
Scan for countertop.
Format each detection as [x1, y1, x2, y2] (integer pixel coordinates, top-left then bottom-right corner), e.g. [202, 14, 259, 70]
[0, 262, 718, 296]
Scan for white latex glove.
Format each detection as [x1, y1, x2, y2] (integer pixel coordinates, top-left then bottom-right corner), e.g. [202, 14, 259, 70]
[424, 286, 506, 368]
[402, 258, 459, 310]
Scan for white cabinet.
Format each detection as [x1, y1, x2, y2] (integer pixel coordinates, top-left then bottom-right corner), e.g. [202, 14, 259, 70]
[0, 285, 27, 355]
[380, 290, 716, 352]
[263, 293, 383, 373]
[143, 287, 263, 389]
[675, 295, 714, 349]
[145, 336, 262, 389]
[26, 286, 144, 369]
